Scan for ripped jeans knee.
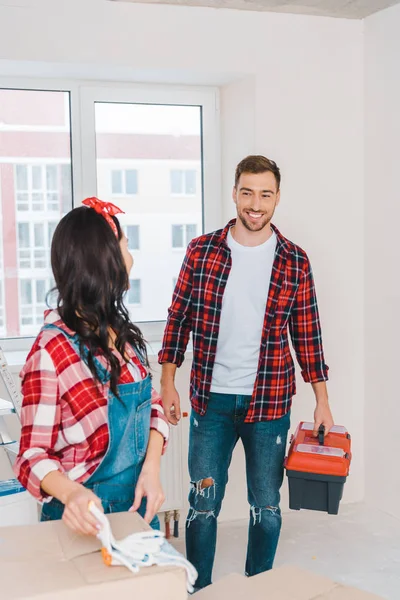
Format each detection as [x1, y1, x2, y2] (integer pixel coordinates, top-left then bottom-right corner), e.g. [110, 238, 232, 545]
[187, 477, 221, 527]
[250, 504, 281, 526]
[191, 477, 216, 499]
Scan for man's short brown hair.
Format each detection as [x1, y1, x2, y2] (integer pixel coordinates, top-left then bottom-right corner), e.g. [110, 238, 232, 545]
[235, 155, 281, 190]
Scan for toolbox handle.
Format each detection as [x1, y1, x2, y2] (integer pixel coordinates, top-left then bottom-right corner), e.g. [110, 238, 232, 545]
[318, 424, 325, 445]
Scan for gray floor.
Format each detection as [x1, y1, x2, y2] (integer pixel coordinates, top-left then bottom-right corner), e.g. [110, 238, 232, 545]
[170, 503, 400, 599]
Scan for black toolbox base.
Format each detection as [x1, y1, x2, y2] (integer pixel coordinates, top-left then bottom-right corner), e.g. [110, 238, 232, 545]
[286, 470, 347, 515]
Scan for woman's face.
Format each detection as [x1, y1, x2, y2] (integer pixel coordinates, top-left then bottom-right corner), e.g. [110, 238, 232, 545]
[119, 230, 134, 275]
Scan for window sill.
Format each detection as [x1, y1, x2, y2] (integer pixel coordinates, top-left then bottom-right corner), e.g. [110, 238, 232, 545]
[2, 343, 193, 374]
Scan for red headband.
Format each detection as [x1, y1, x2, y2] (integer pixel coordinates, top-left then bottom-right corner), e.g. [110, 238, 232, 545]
[82, 197, 125, 238]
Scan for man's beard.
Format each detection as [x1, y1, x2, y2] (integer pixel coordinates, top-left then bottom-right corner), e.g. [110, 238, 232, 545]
[238, 210, 272, 232]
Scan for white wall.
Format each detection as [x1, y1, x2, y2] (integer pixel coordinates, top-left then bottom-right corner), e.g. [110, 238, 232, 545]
[0, 0, 365, 519]
[364, 4, 400, 520]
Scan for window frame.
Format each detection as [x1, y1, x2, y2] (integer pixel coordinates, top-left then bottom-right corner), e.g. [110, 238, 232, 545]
[0, 77, 221, 353]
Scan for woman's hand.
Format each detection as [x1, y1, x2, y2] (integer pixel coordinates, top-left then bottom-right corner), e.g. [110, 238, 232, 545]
[130, 465, 165, 524]
[62, 485, 104, 536]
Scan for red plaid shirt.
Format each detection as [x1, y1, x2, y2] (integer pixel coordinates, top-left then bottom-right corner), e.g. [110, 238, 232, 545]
[14, 310, 169, 501]
[159, 220, 329, 422]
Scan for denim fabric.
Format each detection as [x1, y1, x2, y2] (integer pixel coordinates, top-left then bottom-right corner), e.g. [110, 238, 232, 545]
[40, 324, 159, 531]
[186, 392, 290, 590]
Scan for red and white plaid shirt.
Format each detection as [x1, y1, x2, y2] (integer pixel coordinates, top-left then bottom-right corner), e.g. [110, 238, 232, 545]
[14, 310, 169, 501]
[159, 220, 329, 422]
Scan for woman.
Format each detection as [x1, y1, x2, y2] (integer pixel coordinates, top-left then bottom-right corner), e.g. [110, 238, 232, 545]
[14, 198, 169, 536]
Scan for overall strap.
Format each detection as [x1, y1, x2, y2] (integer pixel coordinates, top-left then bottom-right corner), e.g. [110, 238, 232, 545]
[42, 324, 111, 385]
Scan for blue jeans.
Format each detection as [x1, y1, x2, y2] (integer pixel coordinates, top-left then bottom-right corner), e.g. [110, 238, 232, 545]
[186, 392, 290, 590]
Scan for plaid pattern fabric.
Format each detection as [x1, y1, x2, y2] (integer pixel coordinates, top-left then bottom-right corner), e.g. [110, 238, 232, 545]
[14, 310, 169, 501]
[159, 220, 329, 422]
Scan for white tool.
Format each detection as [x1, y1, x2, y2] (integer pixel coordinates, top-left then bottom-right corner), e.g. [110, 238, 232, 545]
[89, 502, 198, 593]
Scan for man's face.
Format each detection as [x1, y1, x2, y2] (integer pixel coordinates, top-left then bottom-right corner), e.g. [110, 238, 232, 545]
[233, 171, 280, 232]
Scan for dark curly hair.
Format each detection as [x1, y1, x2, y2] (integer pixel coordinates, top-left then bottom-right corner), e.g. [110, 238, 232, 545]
[50, 206, 148, 396]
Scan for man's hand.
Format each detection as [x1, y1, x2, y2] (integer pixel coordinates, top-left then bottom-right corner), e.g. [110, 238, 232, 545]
[313, 401, 334, 438]
[160, 383, 181, 425]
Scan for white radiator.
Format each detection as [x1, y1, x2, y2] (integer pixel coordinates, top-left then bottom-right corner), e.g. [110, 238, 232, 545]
[159, 422, 185, 512]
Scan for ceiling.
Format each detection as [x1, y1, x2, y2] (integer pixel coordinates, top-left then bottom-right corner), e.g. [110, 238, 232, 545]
[110, 0, 400, 19]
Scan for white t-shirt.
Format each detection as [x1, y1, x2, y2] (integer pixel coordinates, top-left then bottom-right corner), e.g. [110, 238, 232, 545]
[210, 228, 277, 395]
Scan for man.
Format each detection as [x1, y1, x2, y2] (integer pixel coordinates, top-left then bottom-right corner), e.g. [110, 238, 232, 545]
[158, 155, 334, 590]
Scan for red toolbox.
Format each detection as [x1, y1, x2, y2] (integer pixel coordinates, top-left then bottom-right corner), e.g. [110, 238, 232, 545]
[284, 422, 352, 515]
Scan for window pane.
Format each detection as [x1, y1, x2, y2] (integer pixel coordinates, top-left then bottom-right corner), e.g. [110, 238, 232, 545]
[21, 280, 32, 305]
[18, 223, 30, 248]
[32, 166, 43, 190]
[128, 279, 141, 304]
[34, 250, 46, 269]
[16, 193, 29, 210]
[186, 224, 197, 244]
[36, 280, 46, 303]
[34, 223, 45, 247]
[126, 225, 139, 250]
[172, 225, 184, 248]
[46, 165, 58, 190]
[0, 89, 73, 337]
[32, 192, 45, 211]
[95, 102, 202, 322]
[125, 170, 138, 195]
[19, 252, 31, 269]
[185, 170, 196, 195]
[47, 192, 59, 211]
[170, 170, 182, 194]
[48, 222, 57, 247]
[112, 170, 123, 194]
[16, 165, 28, 190]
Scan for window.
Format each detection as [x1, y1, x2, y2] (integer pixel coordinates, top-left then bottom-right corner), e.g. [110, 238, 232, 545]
[170, 169, 197, 195]
[15, 164, 65, 213]
[111, 169, 138, 195]
[0, 83, 219, 348]
[127, 279, 141, 305]
[19, 277, 53, 329]
[17, 221, 57, 270]
[172, 224, 197, 249]
[92, 98, 210, 324]
[126, 225, 140, 251]
[0, 89, 73, 339]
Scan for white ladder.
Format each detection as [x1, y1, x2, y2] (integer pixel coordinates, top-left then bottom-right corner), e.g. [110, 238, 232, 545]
[0, 347, 24, 494]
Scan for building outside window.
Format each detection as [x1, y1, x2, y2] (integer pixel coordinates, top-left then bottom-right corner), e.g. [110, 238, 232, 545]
[15, 161, 71, 335]
[111, 169, 138, 195]
[17, 221, 58, 270]
[127, 279, 141, 305]
[126, 225, 140, 251]
[0, 89, 73, 337]
[170, 169, 196, 195]
[172, 224, 197, 249]
[15, 164, 70, 213]
[19, 277, 53, 328]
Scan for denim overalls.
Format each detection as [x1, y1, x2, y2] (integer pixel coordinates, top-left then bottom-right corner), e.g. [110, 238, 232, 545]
[40, 324, 159, 530]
